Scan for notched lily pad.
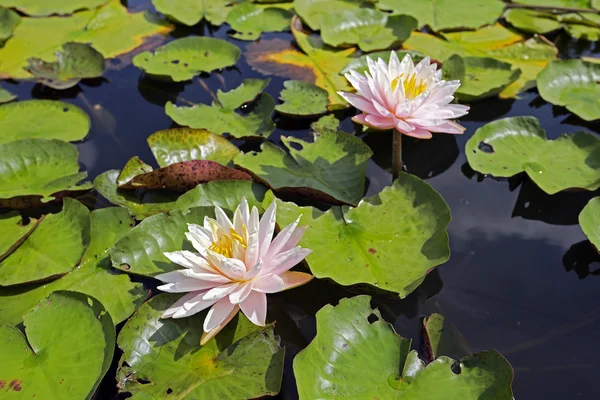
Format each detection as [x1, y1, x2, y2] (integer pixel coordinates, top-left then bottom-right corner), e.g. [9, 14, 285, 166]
[0, 7, 20, 42]
[466, 116, 600, 194]
[275, 80, 329, 116]
[579, 197, 600, 252]
[294, 0, 374, 31]
[26, 42, 105, 90]
[0, 0, 109, 16]
[133, 36, 241, 81]
[226, 2, 293, 41]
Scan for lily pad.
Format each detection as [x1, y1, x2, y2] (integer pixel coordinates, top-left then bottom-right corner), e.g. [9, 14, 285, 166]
[117, 156, 154, 186]
[110, 207, 214, 277]
[505, 8, 600, 40]
[152, 0, 232, 26]
[246, 16, 356, 110]
[26, 42, 105, 90]
[175, 180, 267, 211]
[133, 37, 241, 81]
[376, 0, 505, 31]
[0, 0, 172, 79]
[0, 7, 19, 41]
[0, 212, 39, 261]
[466, 116, 600, 194]
[0, 291, 115, 399]
[422, 313, 472, 361]
[537, 59, 600, 121]
[0, 198, 89, 286]
[116, 294, 285, 398]
[579, 197, 600, 251]
[294, 295, 514, 399]
[267, 172, 451, 297]
[226, 2, 293, 41]
[293, 0, 373, 31]
[235, 117, 373, 205]
[341, 50, 424, 75]
[0, 86, 16, 103]
[0, 207, 147, 325]
[94, 170, 180, 220]
[321, 9, 417, 52]
[147, 127, 240, 167]
[0, 0, 109, 16]
[0, 139, 93, 202]
[275, 80, 329, 116]
[0, 100, 90, 145]
[166, 79, 276, 139]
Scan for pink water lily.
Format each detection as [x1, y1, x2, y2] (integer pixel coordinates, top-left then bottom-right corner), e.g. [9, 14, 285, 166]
[156, 198, 313, 344]
[339, 52, 469, 139]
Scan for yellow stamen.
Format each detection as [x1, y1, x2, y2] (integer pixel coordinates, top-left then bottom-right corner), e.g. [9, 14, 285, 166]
[209, 227, 247, 258]
[391, 73, 427, 100]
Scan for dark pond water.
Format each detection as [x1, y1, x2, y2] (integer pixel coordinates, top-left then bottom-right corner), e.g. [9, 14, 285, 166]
[5, 5, 600, 398]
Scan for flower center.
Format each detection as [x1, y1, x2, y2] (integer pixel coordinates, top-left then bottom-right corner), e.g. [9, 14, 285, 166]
[209, 228, 247, 258]
[391, 73, 427, 100]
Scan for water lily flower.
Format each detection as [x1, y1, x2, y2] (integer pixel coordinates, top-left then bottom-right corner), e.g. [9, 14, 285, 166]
[156, 198, 313, 344]
[339, 52, 470, 139]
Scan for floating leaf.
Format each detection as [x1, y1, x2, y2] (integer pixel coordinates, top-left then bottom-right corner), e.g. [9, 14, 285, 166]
[235, 117, 373, 205]
[422, 313, 472, 361]
[246, 17, 356, 110]
[442, 55, 521, 101]
[110, 207, 214, 277]
[0, 208, 147, 325]
[147, 128, 240, 167]
[376, 0, 505, 31]
[403, 24, 558, 98]
[294, 295, 514, 399]
[0, 291, 115, 399]
[514, 0, 589, 5]
[26, 42, 105, 90]
[0, 0, 172, 79]
[175, 180, 267, 212]
[226, 2, 293, 41]
[275, 80, 328, 116]
[341, 50, 424, 75]
[116, 156, 154, 186]
[0, 212, 39, 261]
[166, 79, 276, 139]
[0, 0, 109, 16]
[0, 199, 89, 286]
[505, 9, 600, 41]
[0, 7, 19, 41]
[293, 0, 373, 30]
[537, 59, 600, 121]
[466, 116, 600, 194]
[0, 139, 93, 202]
[580, 197, 600, 251]
[0, 86, 16, 103]
[116, 294, 284, 398]
[0, 100, 90, 145]
[133, 37, 241, 81]
[94, 170, 180, 220]
[267, 173, 451, 297]
[152, 0, 232, 26]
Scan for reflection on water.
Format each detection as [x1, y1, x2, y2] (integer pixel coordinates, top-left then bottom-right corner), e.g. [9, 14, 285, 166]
[5, 19, 600, 400]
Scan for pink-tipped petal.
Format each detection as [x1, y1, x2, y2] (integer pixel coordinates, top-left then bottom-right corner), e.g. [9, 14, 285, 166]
[430, 121, 466, 134]
[364, 114, 396, 130]
[280, 271, 314, 291]
[240, 291, 267, 326]
[258, 200, 277, 258]
[268, 247, 312, 276]
[161, 292, 198, 318]
[203, 297, 237, 332]
[266, 216, 301, 260]
[337, 92, 378, 115]
[402, 127, 433, 139]
[252, 274, 285, 293]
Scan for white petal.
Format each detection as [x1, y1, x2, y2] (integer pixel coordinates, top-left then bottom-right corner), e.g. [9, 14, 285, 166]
[202, 282, 240, 301]
[161, 292, 198, 318]
[173, 291, 219, 318]
[200, 305, 240, 345]
[266, 216, 301, 260]
[388, 51, 401, 78]
[279, 226, 307, 254]
[252, 274, 285, 293]
[206, 251, 246, 280]
[245, 207, 260, 267]
[229, 281, 254, 304]
[234, 197, 249, 233]
[244, 259, 263, 280]
[214, 206, 234, 231]
[157, 279, 217, 293]
[240, 291, 267, 326]
[258, 200, 277, 258]
[204, 298, 237, 332]
[185, 231, 211, 255]
[265, 247, 312, 276]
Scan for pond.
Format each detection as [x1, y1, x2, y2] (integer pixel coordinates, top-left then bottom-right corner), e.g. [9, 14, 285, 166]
[1, 0, 600, 399]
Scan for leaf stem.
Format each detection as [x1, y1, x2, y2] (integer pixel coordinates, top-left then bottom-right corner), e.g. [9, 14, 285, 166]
[505, 3, 600, 14]
[392, 130, 403, 180]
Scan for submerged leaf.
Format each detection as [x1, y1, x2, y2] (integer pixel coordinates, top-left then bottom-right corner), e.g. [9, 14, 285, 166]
[152, 0, 232, 26]
[226, 2, 293, 41]
[0, 7, 19, 41]
[422, 314, 472, 361]
[0, 0, 109, 16]
[466, 116, 600, 194]
[579, 197, 600, 252]
[275, 80, 329, 116]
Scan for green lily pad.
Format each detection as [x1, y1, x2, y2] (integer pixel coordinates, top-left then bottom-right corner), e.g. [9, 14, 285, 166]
[537, 59, 600, 121]
[0, 100, 90, 145]
[26, 42, 105, 90]
[0, 0, 109, 16]
[466, 116, 600, 194]
[110, 207, 214, 277]
[0, 7, 19, 41]
[95, 170, 180, 220]
[579, 197, 600, 251]
[166, 79, 276, 139]
[175, 180, 267, 211]
[235, 117, 373, 205]
[0, 291, 115, 399]
[117, 156, 154, 186]
[514, 0, 588, 5]
[376, 0, 505, 31]
[293, 0, 373, 31]
[133, 37, 240, 81]
[226, 2, 293, 41]
[147, 127, 240, 167]
[152, 0, 232, 26]
[0, 0, 172, 79]
[422, 313, 472, 361]
[294, 295, 514, 399]
[0, 207, 147, 326]
[0, 212, 39, 261]
[275, 80, 329, 116]
[341, 50, 424, 75]
[0, 198, 89, 286]
[442, 55, 522, 101]
[267, 172, 451, 297]
[116, 294, 285, 398]
[0, 86, 16, 103]
[505, 9, 600, 41]
[321, 9, 417, 52]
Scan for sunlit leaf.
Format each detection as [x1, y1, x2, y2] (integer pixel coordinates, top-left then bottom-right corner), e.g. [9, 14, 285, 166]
[0, 212, 39, 261]
[166, 79, 276, 139]
[537, 59, 600, 121]
[267, 172, 451, 297]
[147, 127, 240, 167]
[0, 86, 16, 103]
[275, 80, 328, 116]
[579, 197, 600, 251]
[226, 2, 293, 41]
[26, 42, 105, 90]
[293, 0, 373, 30]
[0, 7, 19, 41]
[175, 180, 267, 212]
[116, 294, 284, 398]
[116, 156, 154, 186]
[466, 116, 600, 194]
[152, 0, 232, 26]
[341, 50, 424, 75]
[0, 0, 172, 79]
[505, 9, 600, 40]
[0, 100, 90, 145]
[0, 291, 115, 399]
[133, 37, 240, 81]
[514, 0, 589, 7]
[0, 0, 109, 16]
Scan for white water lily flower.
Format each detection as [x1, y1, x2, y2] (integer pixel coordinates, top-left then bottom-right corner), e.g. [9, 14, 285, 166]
[339, 53, 470, 139]
[157, 198, 313, 344]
